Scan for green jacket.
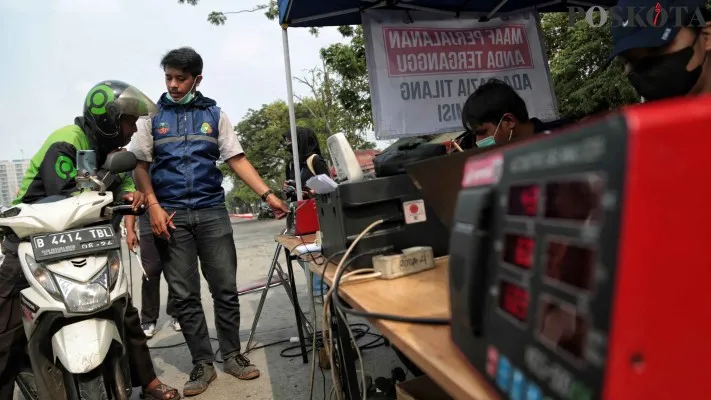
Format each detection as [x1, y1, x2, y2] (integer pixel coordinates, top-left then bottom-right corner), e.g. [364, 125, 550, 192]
[13, 122, 135, 205]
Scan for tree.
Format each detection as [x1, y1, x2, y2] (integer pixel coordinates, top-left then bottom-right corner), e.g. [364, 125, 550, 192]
[306, 15, 639, 121]
[176, 0, 271, 26]
[222, 98, 343, 204]
[293, 61, 375, 149]
[541, 13, 639, 119]
[177, 0, 641, 120]
[318, 26, 373, 139]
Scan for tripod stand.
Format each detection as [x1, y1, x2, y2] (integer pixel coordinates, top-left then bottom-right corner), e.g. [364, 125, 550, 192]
[245, 228, 312, 363]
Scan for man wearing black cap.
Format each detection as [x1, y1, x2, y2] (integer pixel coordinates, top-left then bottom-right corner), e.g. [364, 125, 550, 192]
[609, 0, 711, 100]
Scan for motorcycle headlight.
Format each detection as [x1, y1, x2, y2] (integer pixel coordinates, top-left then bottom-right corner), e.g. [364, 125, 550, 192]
[24, 254, 62, 300]
[107, 251, 121, 289]
[54, 269, 109, 313]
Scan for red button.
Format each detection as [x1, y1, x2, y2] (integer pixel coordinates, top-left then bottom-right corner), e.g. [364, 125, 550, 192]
[409, 204, 419, 214]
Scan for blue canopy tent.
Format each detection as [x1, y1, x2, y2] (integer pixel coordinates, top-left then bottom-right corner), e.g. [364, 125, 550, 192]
[279, 0, 616, 27]
[277, 0, 615, 199]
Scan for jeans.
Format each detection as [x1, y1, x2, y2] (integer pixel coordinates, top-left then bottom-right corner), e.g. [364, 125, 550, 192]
[154, 206, 241, 365]
[297, 260, 328, 297]
[139, 231, 177, 324]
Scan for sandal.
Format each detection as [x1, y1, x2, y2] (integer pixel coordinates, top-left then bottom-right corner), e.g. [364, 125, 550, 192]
[141, 383, 181, 400]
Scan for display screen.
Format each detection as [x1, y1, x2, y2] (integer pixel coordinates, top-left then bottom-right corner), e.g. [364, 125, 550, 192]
[538, 298, 588, 360]
[503, 234, 534, 270]
[507, 184, 540, 217]
[545, 240, 595, 291]
[544, 177, 604, 222]
[498, 280, 529, 322]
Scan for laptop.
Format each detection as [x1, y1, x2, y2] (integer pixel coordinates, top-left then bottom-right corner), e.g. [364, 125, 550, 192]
[405, 147, 492, 229]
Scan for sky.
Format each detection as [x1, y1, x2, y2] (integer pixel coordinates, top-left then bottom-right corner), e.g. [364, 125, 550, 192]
[0, 0, 356, 161]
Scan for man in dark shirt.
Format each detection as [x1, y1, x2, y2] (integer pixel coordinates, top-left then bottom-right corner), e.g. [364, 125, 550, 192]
[460, 79, 569, 149]
[283, 126, 330, 201]
[607, 0, 711, 101]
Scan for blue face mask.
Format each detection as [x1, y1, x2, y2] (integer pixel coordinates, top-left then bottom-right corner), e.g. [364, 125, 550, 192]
[166, 91, 195, 105]
[475, 116, 513, 148]
[166, 78, 198, 105]
[168, 92, 195, 104]
[475, 135, 497, 148]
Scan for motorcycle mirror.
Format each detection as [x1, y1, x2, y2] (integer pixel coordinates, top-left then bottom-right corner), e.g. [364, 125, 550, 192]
[102, 151, 137, 174]
[77, 150, 98, 176]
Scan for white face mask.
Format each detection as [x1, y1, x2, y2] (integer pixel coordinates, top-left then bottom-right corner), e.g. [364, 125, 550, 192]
[475, 116, 513, 148]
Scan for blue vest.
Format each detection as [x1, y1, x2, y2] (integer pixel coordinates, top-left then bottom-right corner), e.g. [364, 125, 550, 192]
[150, 93, 225, 209]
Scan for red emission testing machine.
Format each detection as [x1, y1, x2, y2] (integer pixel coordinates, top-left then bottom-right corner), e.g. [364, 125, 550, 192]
[448, 95, 711, 400]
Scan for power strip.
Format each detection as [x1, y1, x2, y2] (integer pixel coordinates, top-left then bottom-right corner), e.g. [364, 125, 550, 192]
[372, 246, 435, 280]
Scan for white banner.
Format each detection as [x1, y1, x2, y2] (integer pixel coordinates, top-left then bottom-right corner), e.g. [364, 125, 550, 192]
[362, 10, 559, 140]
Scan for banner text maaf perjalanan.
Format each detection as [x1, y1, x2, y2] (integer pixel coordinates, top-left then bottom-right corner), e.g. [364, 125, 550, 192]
[384, 25, 535, 123]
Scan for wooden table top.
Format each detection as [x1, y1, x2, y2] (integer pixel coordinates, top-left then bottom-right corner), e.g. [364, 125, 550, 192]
[274, 234, 499, 400]
[275, 234, 316, 253]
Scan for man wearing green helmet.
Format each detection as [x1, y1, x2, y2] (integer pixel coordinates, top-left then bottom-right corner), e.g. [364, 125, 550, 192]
[0, 81, 180, 400]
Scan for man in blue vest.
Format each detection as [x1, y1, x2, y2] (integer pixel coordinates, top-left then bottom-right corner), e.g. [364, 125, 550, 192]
[130, 47, 289, 397]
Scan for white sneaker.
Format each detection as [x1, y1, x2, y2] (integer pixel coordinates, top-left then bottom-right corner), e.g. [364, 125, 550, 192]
[170, 317, 182, 332]
[142, 322, 156, 338]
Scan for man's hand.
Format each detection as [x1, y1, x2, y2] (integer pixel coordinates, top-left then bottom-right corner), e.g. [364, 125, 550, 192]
[125, 228, 138, 251]
[149, 205, 175, 241]
[122, 191, 146, 211]
[266, 194, 289, 219]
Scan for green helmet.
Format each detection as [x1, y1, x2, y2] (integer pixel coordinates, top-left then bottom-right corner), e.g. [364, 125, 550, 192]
[83, 80, 158, 148]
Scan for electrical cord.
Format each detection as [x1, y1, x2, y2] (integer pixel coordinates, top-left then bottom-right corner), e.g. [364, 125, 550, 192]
[306, 249, 347, 400]
[322, 219, 387, 400]
[332, 257, 451, 325]
[149, 245, 389, 399]
[147, 322, 385, 362]
[298, 235, 327, 266]
[318, 218, 451, 399]
[252, 222, 419, 399]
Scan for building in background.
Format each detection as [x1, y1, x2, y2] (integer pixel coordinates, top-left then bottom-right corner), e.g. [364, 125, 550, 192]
[0, 159, 31, 207]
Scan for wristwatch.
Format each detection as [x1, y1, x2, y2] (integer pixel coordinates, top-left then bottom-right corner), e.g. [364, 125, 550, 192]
[261, 189, 274, 201]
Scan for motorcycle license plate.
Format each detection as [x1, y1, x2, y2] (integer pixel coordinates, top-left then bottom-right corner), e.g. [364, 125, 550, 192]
[31, 225, 120, 262]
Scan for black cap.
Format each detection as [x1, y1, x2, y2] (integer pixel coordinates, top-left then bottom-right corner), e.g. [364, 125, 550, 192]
[608, 0, 707, 62]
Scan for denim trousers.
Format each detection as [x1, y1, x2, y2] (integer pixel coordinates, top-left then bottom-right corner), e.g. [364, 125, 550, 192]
[154, 206, 241, 365]
[297, 260, 328, 296]
[138, 230, 177, 324]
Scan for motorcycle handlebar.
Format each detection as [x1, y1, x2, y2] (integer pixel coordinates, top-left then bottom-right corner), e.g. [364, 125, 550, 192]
[106, 204, 146, 217]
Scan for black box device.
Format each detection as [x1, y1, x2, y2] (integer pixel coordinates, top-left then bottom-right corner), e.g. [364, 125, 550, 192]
[315, 174, 449, 268]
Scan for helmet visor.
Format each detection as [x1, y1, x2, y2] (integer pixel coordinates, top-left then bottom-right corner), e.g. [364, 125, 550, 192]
[115, 86, 159, 118]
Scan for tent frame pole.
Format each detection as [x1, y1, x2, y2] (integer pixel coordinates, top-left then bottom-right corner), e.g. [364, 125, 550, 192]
[282, 26, 304, 202]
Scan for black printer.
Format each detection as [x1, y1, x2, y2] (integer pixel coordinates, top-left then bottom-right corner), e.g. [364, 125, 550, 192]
[315, 174, 450, 269]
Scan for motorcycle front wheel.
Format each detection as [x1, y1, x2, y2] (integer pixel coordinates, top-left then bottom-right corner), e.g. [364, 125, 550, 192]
[76, 369, 109, 400]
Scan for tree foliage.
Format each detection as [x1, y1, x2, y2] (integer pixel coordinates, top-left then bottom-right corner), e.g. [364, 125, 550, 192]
[225, 98, 357, 204]
[318, 26, 373, 138]
[178, 0, 641, 121]
[178, 1, 647, 205]
[293, 61, 375, 149]
[542, 13, 639, 119]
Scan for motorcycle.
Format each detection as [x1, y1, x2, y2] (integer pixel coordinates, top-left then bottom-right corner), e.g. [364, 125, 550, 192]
[0, 150, 144, 400]
[257, 205, 275, 220]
